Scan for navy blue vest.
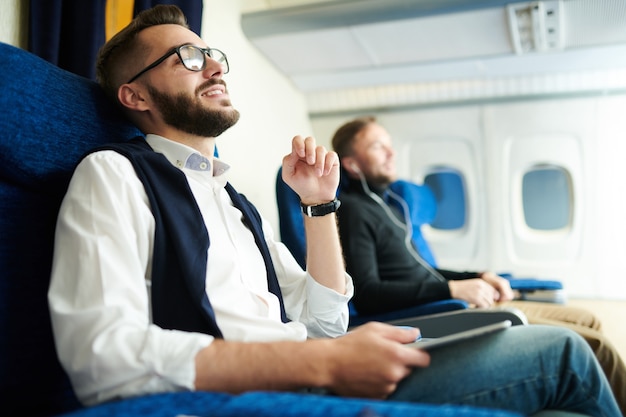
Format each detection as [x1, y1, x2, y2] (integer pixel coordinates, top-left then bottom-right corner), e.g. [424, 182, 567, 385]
[87, 138, 288, 338]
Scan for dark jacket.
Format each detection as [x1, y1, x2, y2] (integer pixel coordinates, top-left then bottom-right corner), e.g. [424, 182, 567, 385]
[337, 177, 478, 315]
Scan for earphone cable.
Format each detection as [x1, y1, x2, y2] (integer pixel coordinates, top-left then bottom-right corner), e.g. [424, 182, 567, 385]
[356, 173, 446, 283]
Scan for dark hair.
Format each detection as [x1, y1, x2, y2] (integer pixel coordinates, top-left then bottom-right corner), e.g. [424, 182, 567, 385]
[95, 5, 189, 102]
[331, 116, 377, 158]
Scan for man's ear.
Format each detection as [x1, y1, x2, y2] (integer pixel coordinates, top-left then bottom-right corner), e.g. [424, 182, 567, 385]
[341, 156, 360, 177]
[117, 83, 149, 112]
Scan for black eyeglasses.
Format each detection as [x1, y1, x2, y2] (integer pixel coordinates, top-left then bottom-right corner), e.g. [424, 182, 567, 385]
[127, 44, 229, 84]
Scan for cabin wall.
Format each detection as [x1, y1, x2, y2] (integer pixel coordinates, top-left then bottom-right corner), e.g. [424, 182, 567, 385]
[311, 94, 626, 301]
[201, 0, 312, 234]
[0, 0, 27, 48]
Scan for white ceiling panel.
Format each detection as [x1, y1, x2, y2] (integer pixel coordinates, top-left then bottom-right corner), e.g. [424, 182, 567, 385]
[352, 8, 514, 66]
[251, 27, 373, 73]
[241, 0, 626, 112]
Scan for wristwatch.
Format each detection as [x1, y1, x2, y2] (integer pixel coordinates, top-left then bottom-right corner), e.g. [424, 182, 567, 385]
[300, 198, 341, 217]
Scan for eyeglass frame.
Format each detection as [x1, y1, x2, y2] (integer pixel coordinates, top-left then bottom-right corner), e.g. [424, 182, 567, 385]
[126, 44, 229, 84]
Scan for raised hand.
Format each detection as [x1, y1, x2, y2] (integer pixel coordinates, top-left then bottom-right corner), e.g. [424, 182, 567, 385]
[282, 135, 339, 205]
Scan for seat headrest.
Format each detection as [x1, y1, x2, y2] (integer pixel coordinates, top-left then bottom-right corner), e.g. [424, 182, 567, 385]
[389, 179, 437, 226]
[0, 42, 141, 192]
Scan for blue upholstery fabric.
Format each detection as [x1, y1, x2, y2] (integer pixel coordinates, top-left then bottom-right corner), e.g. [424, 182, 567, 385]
[56, 391, 522, 417]
[388, 179, 438, 267]
[348, 299, 469, 327]
[276, 167, 307, 268]
[0, 41, 141, 416]
[498, 274, 564, 292]
[0, 41, 521, 417]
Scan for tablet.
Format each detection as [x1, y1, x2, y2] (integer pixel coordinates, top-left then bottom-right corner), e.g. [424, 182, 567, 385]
[407, 320, 512, 351]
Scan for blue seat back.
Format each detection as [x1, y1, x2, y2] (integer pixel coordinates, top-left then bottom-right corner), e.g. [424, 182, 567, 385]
[0, 42, 142, 416]
[276, 167, 307, 268]
[388, 179, 438, 267]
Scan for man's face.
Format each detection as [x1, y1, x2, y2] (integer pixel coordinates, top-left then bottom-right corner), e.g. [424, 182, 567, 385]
[350, 123, 397, 187]
[147, 81, 239, 138]
[134, 24, 240, 138]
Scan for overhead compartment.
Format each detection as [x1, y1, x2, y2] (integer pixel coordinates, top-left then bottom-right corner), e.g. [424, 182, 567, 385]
[242, 0, 626, 114]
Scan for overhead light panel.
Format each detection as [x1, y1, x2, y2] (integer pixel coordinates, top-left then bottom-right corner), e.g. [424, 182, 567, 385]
[507, 1, 564, 54]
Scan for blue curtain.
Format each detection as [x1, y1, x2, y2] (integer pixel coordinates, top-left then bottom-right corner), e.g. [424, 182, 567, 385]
[29, 0, 203, 80]
[134, 0, 203, 37]
[29, 0, 106, 79]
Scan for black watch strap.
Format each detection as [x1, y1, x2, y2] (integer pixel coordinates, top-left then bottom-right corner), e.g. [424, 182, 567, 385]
[301, 198, 341, 217]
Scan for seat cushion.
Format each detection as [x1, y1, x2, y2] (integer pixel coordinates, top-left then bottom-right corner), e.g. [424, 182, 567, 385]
[55, 391, 523, 417]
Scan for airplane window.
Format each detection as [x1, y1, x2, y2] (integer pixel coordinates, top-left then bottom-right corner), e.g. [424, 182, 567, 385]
[522, 166, 572, 230]
[424, 168, 466, 230]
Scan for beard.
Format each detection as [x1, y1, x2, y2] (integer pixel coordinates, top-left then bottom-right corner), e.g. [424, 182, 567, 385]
[147, 81, 240, 138]
[369, 173, 394, 188]
[361, 165, 395, 187]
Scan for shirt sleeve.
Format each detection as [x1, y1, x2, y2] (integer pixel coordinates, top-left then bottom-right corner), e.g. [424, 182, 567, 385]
[261, 216, 352, 338]
[48, 151, 213, 406]
[436, 268, 482, 280]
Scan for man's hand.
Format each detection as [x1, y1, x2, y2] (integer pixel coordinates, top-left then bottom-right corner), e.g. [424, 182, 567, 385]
[449, 279, 499, 307]
[282, 135, 345, 293]
[325, 322, 430, 399]
[448, 272, 515, 307]
[480, 272, 515, 302]
[281, 135, 339, 205]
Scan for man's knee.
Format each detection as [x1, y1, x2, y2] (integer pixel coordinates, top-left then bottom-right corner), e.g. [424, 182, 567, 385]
[521, 324, 593, 360]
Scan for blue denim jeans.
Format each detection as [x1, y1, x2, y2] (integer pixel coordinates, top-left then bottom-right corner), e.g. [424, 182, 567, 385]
[388, 324, 621, 416]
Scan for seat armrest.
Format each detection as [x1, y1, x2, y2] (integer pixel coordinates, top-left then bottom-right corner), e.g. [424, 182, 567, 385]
[349, 299, 469, 328]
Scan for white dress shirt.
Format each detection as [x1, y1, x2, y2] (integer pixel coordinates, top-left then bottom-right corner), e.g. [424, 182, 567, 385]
[48, 134, 353, 405]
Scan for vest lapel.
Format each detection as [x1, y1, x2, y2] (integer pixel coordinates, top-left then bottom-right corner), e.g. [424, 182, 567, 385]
[225, 184, 289, 323]
[87, 138, 289, 339]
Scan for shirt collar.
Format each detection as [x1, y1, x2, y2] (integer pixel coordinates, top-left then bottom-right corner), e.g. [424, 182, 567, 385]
[145, 134, 230, 178]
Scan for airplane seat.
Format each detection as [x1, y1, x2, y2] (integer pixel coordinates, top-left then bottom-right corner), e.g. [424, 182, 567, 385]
[388, 179, 565, 303]
[276, 166, 307, 269]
